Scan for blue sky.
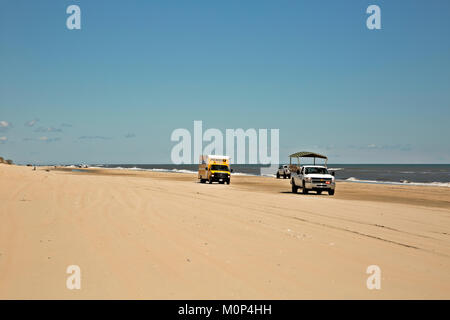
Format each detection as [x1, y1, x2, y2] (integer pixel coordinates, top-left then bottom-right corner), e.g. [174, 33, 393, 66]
[1, 0, 449, 164]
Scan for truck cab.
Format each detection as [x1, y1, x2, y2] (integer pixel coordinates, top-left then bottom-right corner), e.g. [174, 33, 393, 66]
[198, 155, 232, 184]
[291, 165, 335, 195]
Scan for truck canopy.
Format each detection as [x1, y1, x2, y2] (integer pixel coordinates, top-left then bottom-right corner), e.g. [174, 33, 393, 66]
[289, 151, 327, 159]
[289, 151, 328, 167]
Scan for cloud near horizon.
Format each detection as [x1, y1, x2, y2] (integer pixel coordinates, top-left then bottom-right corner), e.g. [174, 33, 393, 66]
[350, 144, 413, 152]
[0, 121, 12, 131]
[22, 136, 60, 143]
[78, 136, 112, 140]
[34, 126, 62, 133]
[25, 119, 39, 127]
[38, 136, 61, 143]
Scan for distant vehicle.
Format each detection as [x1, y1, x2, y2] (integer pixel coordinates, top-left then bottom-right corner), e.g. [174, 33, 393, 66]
[198, 155, 232, 184]
[288, 151, 335, 195]
[276, 165, 291, 179]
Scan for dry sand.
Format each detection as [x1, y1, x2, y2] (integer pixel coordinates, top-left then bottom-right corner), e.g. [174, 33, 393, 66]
[0, 164, 449, 299]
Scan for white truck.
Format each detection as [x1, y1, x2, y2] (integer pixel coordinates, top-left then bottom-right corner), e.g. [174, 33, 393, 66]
[291, 165, 335, 195]
[276, 165, 291, 179]
[287, 151, 335, 195]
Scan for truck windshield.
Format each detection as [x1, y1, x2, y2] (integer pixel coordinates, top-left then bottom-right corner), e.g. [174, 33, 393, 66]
[210, 165, 229, 171]
[305, 167, 329, 174]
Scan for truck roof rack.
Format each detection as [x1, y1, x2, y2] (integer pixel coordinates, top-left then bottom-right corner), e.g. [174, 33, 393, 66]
[289, 151, 328, 167]
[289, 151, 327, 159]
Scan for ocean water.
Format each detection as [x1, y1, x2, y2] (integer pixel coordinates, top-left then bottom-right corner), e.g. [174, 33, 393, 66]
[86, 164, 450, 187]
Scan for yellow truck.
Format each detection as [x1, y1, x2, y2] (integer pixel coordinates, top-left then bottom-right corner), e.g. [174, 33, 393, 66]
[198, 155, 232, 184]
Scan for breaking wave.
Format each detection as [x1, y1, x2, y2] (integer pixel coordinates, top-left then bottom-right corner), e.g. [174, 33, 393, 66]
[344, 177, 450, 187]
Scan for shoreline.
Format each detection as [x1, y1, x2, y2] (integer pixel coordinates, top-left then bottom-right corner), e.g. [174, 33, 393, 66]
[40, 164, 450, 188]
[45, 165, 450, 209]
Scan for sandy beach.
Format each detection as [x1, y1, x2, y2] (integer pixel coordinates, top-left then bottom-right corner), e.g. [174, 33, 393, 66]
[0, 163, 449, 299]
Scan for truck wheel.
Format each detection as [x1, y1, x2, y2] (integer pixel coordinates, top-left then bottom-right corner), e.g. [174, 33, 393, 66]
[209, 178, 213, 184]
[287, 174, 291, 179]
[328, 189, 335, 196]
[283, 174, 286, 179]
[219, 181, 225, 184]
[302, 181, 308, 194]
[226, 179, 230, 185]
[200, 179, 206, 183]
[276, 172, 280, 179]
[317, 190, 322, 195]
[292, 181, 298, 193]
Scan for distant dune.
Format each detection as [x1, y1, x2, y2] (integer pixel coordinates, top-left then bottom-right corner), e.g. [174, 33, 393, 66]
[0, 156, 13, 164]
